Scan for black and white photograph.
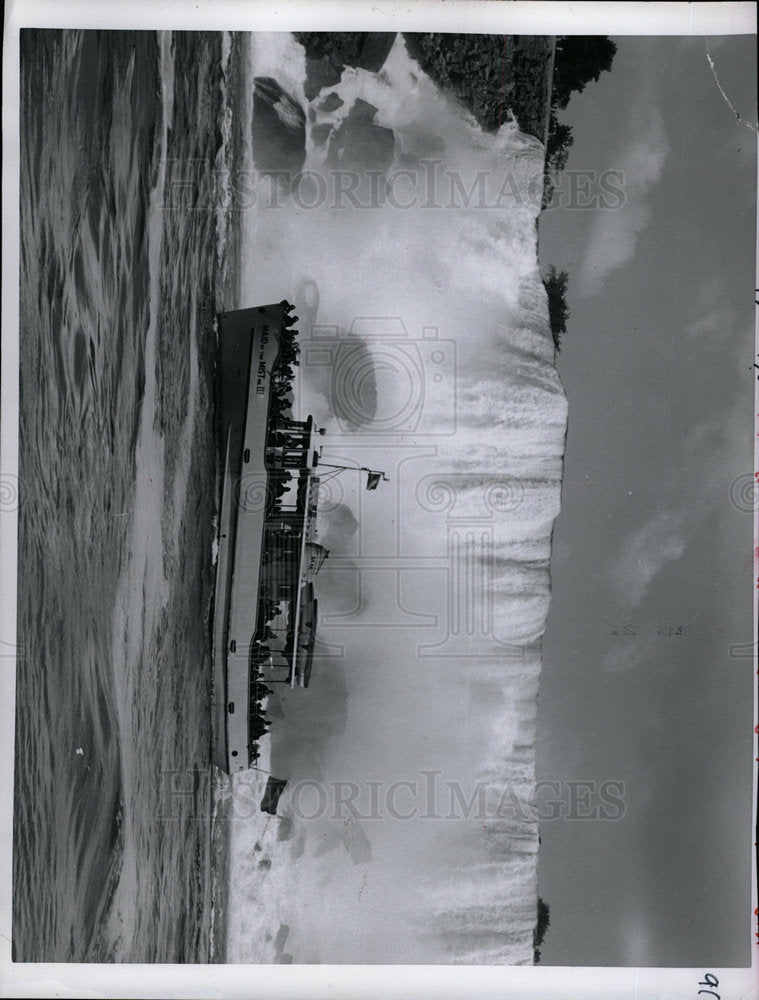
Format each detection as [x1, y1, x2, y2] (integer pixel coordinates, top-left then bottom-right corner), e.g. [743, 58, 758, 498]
[2, 0, 757, 994]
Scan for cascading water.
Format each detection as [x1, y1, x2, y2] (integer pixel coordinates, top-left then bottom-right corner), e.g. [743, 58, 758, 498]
[225, 32, 567, 964]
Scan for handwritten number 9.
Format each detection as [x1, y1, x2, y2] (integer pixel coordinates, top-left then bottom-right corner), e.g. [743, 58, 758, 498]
[698, 973, 719, 999]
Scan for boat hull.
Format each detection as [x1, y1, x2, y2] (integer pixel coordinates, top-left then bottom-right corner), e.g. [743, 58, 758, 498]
[212, 304, 287, 773]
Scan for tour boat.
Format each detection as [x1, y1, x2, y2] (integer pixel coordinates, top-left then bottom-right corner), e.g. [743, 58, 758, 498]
[211, 302, 327, 773]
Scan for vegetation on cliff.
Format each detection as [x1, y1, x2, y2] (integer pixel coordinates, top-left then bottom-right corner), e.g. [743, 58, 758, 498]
[552, 35, 618, 110]
[542, 266, 570, 352]
[398, 33, 617, 208]
[401, 34, 554, 139]
[544, 36, 617, 203]
[533, 896, 551, 964]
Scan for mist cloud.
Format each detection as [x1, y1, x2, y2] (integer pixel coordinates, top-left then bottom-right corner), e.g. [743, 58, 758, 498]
[610, 509, 687, 608]
[579, 104, 669, 295]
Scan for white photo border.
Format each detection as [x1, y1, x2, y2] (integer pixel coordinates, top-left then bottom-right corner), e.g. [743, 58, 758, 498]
[2, 2, 756, 997]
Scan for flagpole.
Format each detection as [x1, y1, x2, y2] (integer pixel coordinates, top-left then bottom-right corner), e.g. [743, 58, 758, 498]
[315, 462, 388, 477]
[313, 458, 389, 486]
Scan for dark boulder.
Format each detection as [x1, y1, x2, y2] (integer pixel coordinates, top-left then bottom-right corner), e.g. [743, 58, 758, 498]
[318, 91, 344, 113]
[302, 56, 342, 102]
[274, 924, 290, 955]
[327, 98, 395, 173]
[276, 816, 294, 841]
[342, 819, 372, 865]
[343, 97, 378, 124]
[260, 776, 288, 815]
[355, 33, 397, 72]
[311, 123, 332, 147]
[252, 77, 306, 185]
[294, 32, 397, 100]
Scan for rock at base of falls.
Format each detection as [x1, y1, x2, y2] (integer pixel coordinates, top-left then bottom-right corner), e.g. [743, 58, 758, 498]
[252, 77, 307, 186]
[295, 33, 398, 101]
[326, 99, 395, 174]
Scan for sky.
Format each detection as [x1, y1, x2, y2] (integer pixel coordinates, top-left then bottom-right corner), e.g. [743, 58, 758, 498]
[534, 34, 757, 966]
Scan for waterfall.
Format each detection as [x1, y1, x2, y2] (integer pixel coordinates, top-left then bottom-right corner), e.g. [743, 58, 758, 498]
[226, 31, 567, 965]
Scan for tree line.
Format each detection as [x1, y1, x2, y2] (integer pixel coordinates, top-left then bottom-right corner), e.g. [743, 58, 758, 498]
[541, 37, 617, 351]
[544, 36, 617, 204]
[543, 265, 570, 353]
[533, 896, 551, 964]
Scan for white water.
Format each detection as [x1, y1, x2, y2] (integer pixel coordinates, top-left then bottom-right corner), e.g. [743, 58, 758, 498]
[226, 34, 567, 964]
